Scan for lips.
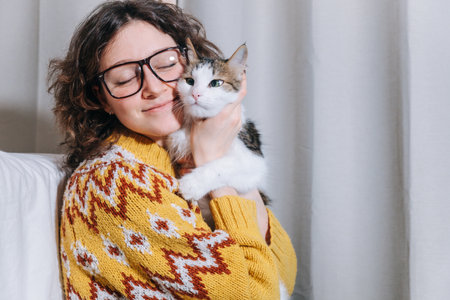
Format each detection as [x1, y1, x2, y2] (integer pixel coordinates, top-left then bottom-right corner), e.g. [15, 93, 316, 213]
[142, 100, 173, 112]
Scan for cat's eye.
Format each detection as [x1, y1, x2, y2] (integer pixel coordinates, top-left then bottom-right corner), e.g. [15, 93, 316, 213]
[209, 79, 224, 88]
[185, 78, 195, 85]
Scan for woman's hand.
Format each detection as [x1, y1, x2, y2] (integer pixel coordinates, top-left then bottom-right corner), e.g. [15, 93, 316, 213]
[190, 75, 247, 167]
[239, 189, 269, 241]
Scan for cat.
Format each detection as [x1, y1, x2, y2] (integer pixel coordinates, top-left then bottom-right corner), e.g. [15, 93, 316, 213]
[166, 39, 268, 205]
[166, 39, 290, 300]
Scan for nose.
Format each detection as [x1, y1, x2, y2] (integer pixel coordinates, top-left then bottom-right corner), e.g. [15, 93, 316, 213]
[141, 64, 166, 99]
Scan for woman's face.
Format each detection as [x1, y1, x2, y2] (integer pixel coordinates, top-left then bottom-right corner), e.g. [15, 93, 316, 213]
[99, 20, 183, 145]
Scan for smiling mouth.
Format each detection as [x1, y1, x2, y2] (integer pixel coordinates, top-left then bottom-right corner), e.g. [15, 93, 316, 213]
[142, 100, 173, 112]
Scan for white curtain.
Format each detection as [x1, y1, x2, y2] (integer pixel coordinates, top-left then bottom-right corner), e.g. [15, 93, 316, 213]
[1, 0, 449, 299]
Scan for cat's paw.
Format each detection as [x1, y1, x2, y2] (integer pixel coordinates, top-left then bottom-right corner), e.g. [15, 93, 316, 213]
[178, 175, 207, 201]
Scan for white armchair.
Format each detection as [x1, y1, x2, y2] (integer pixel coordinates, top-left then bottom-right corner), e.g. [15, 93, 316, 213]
[0, 152, 66, 300]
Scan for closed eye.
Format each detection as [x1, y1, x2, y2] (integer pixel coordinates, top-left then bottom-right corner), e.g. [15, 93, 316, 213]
[114, 75, 138, 86]
[155, 62, 176, 70]
[209, 79, 224, 88]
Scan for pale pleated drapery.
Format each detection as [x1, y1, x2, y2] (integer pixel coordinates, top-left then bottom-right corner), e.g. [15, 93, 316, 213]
[1, 0, 449, 299]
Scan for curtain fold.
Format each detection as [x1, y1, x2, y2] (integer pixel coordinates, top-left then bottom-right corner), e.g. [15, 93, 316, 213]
[407, 1, 450, 299]
[310, 0, 408, 299]
[0, 0, 39, 152]
[35, 0, 105, 153]
[0, 0, 449, 299]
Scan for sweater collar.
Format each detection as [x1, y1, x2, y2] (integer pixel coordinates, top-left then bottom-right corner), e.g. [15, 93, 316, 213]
[110, 128, 175, 177]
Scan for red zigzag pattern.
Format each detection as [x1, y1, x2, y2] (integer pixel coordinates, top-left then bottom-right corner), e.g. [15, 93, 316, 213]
[123, 230, 235, 299]
[63, 148, 177, 234]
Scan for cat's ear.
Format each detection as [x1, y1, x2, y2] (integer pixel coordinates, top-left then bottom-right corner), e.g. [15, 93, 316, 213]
[226, 43, 248, 72]
[185, 38, 198, 63]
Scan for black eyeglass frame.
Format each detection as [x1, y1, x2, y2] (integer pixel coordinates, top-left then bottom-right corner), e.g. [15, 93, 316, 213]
[95, 46, 185, 99]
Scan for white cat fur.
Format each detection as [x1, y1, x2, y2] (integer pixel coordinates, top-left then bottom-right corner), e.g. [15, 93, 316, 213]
[166, 44, 267, 201]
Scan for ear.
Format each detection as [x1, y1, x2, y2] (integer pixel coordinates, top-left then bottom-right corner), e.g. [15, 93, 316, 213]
[93, 85, 114, 115]
[185, 37, 198, 63]
[226, 43, 248, 72]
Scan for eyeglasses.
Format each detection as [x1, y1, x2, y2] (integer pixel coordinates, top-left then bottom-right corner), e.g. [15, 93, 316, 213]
[96, 46, 185, 99]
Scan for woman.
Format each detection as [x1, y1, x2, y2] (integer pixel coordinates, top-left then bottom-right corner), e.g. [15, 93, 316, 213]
[49, 0, 297, 299]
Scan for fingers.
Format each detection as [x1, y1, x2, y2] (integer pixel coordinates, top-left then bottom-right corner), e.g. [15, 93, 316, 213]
[236, 73, 247, 104]
[239, 188, 269, 239]
[228, 73, 247, 110]
[220, 74, 247, 115]
[214, 74, 246, 126]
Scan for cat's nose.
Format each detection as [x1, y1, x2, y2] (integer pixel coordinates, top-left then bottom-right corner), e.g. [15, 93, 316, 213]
[192, 92, 201, 101]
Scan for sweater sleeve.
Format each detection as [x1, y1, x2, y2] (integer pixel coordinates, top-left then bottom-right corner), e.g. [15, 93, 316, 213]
[60, 158, 281, 299]
[209, 196, 281, 299]
[266, 209, 298, 295]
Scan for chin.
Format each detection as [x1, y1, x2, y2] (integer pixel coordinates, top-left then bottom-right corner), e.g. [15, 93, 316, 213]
[165, 118, 183, 134]
[140, 117, 182, 140]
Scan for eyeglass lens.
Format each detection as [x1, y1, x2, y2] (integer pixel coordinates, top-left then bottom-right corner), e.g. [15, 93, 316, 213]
[103, 48, 184, 99]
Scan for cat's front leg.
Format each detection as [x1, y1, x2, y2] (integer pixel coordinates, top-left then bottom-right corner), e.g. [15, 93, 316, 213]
[177, 166, 215, 201]
[177, 156, 234, 201]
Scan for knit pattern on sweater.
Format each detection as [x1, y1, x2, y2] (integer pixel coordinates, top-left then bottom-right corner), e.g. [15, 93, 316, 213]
[59, 131, 297, 299]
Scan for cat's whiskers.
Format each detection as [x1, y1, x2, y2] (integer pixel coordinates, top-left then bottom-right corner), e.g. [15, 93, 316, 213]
[172, 98, 186, 114]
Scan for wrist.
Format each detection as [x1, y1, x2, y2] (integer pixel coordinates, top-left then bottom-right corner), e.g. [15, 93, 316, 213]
[192, 152, 207, 167]
[192, 151, 222, 167]
[209, 186, 238, 199]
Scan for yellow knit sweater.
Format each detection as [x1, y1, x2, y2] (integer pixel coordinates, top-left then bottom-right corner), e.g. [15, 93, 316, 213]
[60, 130, 297, 299]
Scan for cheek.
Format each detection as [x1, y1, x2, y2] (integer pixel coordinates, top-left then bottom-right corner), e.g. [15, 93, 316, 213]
[108, 98, 140, 121]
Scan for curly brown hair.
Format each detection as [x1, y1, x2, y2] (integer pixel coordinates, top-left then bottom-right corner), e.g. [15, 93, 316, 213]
[48, 0, 222, 172]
